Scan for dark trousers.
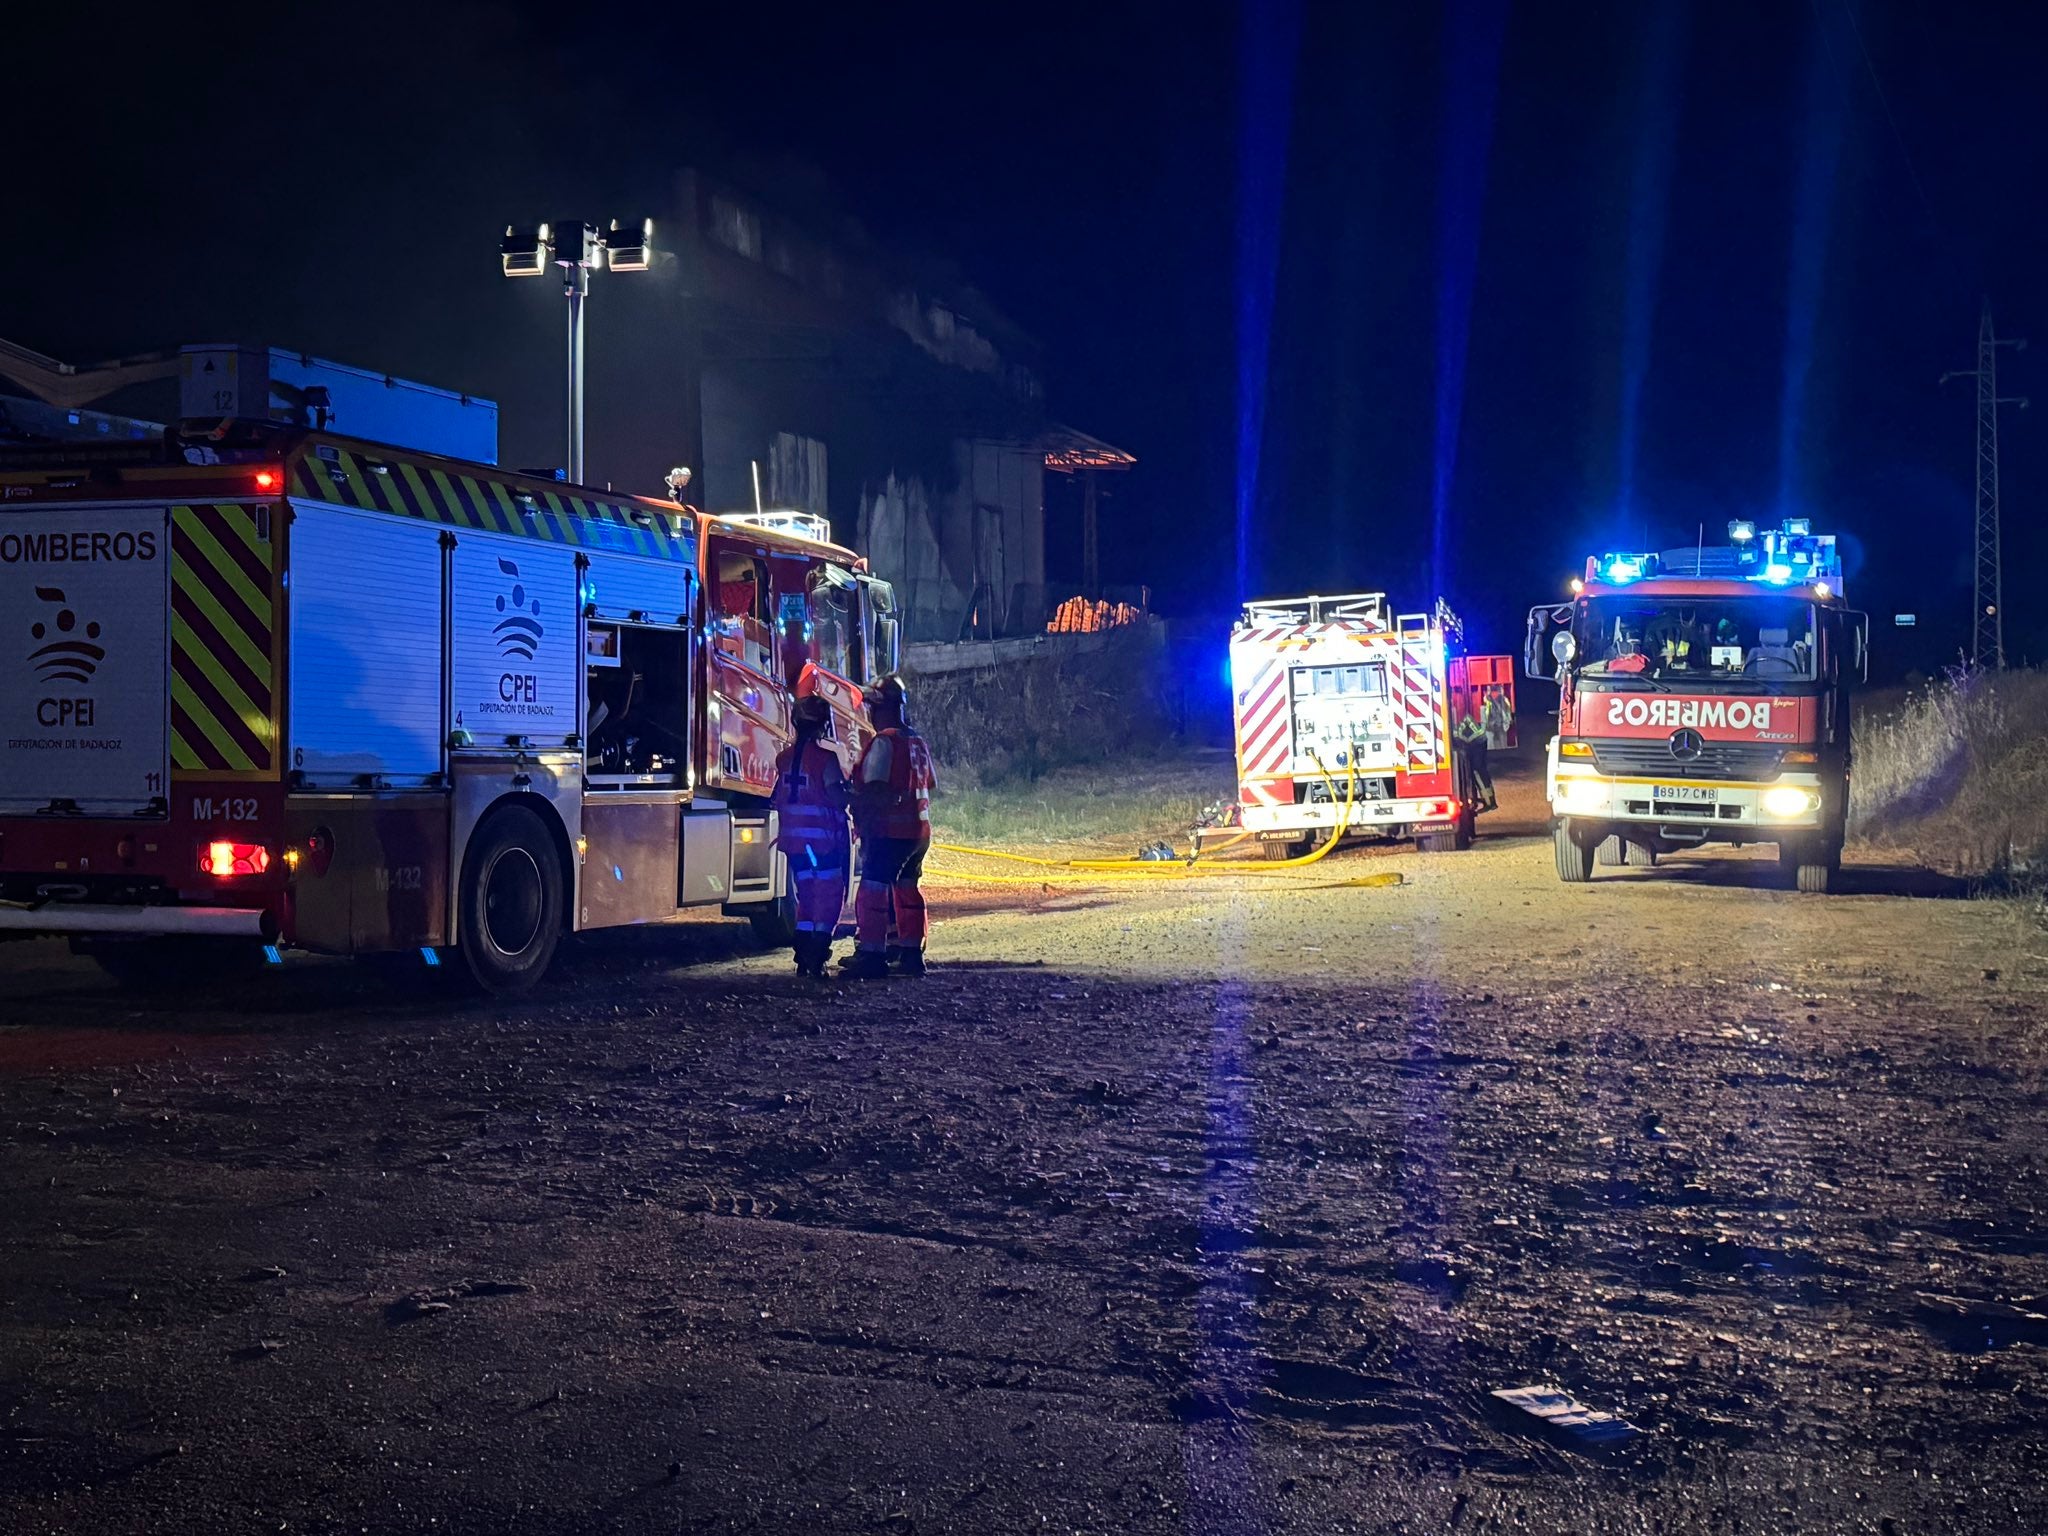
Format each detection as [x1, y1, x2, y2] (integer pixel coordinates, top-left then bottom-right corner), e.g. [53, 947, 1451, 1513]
[856, 835, 930, 952]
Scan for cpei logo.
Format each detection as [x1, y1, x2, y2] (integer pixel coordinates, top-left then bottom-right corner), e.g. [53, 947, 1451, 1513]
[30, 586, 105, 685]
[493, 558, 543, 660]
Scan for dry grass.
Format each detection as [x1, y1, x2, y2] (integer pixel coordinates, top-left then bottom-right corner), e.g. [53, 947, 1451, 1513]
[930, 752, 1234, 853]
[911, 627, 1181, 791]
[1852, 666, 2048, 879]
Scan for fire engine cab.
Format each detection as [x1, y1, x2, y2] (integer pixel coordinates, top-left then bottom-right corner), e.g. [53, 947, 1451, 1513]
[1525, 519, 1868, 892]
[1210, 593, 1515, 856]
[0, 404, 897, 993]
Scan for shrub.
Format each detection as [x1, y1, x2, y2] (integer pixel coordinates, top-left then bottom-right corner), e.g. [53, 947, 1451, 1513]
[908, 626, 1179, 790]
[1851, 666, 2048, 877]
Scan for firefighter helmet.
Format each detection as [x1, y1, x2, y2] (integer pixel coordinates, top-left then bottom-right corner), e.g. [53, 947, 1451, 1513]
[868, 674, 910, 724]
[792, 694, 832, 731]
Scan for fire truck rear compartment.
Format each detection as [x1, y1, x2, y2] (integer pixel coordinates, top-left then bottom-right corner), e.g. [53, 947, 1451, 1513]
[0, 505, 171, 820]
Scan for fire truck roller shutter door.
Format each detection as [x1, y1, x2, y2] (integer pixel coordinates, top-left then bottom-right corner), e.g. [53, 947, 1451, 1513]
[287, 506, 445, 787]
[450, 533, 580, 749]
[580, 550, 694, 626]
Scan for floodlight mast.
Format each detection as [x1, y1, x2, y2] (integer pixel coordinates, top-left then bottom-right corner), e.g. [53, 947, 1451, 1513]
[499, 218, 653, 486]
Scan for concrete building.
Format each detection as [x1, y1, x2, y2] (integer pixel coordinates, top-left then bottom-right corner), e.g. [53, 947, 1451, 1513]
[583, 170, 1134, 644]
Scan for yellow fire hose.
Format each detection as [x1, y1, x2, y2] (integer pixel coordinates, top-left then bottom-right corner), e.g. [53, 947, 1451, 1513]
[928, 761, 1401, 888]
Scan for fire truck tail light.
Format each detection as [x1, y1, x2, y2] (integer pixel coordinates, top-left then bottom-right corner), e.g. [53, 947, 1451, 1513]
[255, 469, 279, 491]
[1782, 750, 1819, 765]
[201, 841, 271, 878]
[1558, 740, 1593, 758]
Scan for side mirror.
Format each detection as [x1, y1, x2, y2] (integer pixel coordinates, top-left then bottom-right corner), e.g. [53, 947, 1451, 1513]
[1525, 605, 1571, 680]
[874, 616, 901, 680]
[1849, 612, 1869, 682]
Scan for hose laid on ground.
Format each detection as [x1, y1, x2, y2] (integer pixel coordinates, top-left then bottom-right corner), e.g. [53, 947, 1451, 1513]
[930, 764, 1373, 883]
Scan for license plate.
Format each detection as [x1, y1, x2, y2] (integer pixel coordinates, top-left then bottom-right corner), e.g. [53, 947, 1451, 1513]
[1652, 784, 1717, 804]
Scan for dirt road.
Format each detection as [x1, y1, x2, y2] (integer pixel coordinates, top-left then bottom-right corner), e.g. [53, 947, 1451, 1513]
[2, 757, 2044, 1534]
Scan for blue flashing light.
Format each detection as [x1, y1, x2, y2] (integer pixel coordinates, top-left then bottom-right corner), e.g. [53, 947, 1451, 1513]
[262, 945, 283, 966]
[420, 947, 441, 967]
[1763, 563, 1793, 583]
[1604, 557, 1643, 583]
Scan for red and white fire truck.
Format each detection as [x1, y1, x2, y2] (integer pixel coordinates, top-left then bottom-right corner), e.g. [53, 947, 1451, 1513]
[1209, 593, 1515, 856]
[0, 419, 897, 992]
[1525, 519, 1867, 892]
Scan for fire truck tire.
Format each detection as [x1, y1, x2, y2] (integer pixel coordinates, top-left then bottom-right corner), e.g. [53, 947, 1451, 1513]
[1625, 840, 1658, 868]
[748, 890, 798, 947]
[1780, 838, 1839, 894]
[457, 805, 565, 995]
[1553, 820, 1595, 883]
[1261, 837, 1309, 861]
[1596, 835, 1626, 866]
[1418, 805, 1474, 853]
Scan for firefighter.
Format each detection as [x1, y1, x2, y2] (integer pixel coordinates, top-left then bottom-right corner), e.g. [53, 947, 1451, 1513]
[1454, 705, 1497, 811]
[844, 675, 936, 979]
[769, 694, 851, 978]
[1481, 683, 1512, 749]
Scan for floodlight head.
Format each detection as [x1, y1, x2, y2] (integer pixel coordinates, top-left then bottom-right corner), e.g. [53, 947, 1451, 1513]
[1783, 517, 1812, 536]
[1727, 519, 1755, 543]
[606, 218, 655, 271]
[501, 222, 551, 277]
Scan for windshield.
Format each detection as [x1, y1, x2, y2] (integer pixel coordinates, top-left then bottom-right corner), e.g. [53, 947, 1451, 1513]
[1578, 595, 1817, 682]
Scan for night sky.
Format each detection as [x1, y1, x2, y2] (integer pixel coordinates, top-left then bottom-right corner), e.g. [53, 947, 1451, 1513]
[10, 0, 2047, 677]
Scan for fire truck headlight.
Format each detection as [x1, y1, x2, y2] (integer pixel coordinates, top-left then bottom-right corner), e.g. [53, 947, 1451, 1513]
[1762, 786, 1818, 817]
[1560, 777, 1607, 809]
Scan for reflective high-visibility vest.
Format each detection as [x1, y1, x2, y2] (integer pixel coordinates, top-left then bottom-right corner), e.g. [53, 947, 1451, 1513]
[772, 739, 849, 852]
[858, 727, 934, 840]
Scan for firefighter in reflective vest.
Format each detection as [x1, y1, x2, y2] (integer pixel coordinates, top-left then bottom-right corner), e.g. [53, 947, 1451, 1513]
[770, 694, 851, 978]
[844, 675, 936, 979]
[1453, 706, 1497, 811]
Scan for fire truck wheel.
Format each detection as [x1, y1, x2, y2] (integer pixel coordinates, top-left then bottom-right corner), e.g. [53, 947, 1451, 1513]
[1625, 840, 1658, 868]
[458, 805, 565, 995]
[748, 890, 798, 947]
[1261, 837, 1309, 861]
[1780, 838, 1839, 894]
[1596, 835, 1626, 866]
[1553, 820, 1596, 883]
[1419, 804, 1475, 854]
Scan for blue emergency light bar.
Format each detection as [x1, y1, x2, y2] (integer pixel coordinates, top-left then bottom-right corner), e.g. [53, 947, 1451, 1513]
[1595, 552, 1659, 584]
[1592, 518, 1843, 594]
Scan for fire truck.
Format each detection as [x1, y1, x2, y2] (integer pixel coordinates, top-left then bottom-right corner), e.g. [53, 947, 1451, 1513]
[1209, 594, 1515, 856]
[1524, 519, 1867, 892]
[0, 416, 898, 993]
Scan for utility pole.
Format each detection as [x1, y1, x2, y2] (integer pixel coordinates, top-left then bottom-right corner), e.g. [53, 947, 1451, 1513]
[1942, 302, 2027, 669]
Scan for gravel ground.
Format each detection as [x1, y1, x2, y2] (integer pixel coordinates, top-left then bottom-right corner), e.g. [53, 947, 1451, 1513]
[1, 756, 2044, 1534]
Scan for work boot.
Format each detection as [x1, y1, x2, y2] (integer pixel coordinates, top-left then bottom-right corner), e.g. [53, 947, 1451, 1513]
[842, 950, 891, 981]
[895, 947, 927, 977]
